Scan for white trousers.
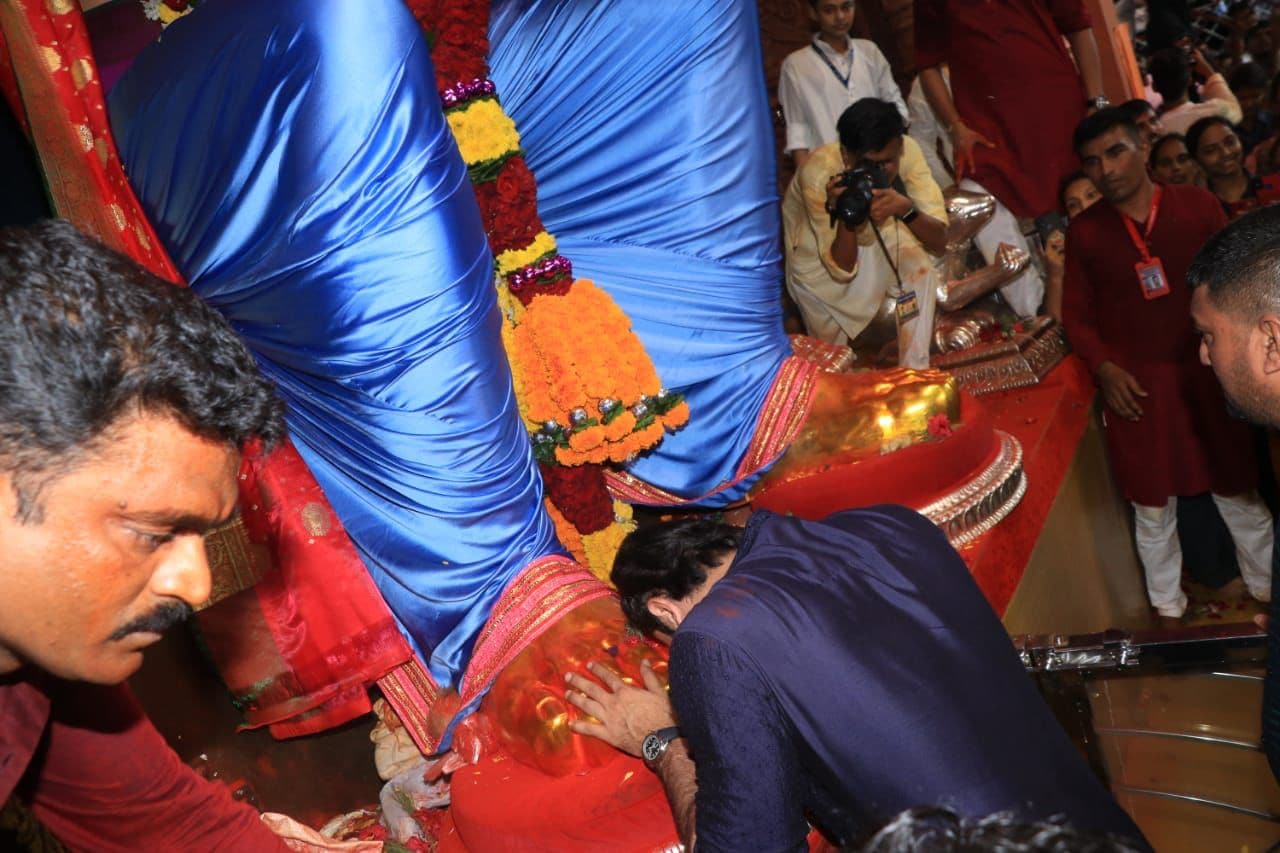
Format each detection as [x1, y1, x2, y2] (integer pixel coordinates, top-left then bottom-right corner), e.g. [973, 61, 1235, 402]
[1132, 493, 1274, 617]
[959, 178, 1044, 317]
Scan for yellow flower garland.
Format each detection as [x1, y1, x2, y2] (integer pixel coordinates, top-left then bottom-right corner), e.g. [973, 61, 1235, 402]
[446, 98, 522, 166]
[440, 73, 687, 580]
[495, 231, 556, 277]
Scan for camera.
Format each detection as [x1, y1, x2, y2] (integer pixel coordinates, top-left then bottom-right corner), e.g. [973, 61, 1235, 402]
[830, 158, 891, 229]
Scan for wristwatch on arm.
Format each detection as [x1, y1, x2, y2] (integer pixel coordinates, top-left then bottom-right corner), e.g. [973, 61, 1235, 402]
[641, 726, 682, 767]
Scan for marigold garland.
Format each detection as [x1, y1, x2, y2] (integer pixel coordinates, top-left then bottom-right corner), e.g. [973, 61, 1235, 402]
[409, 0, 687, 580]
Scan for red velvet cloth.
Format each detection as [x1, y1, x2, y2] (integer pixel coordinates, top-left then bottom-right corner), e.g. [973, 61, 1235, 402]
[1062, 185, 1257, 506]
[913, 0, 1090, 218]
[958, 355, 1096, 614]
[446, 749, 677, 851]
[1, 675, 288, 851]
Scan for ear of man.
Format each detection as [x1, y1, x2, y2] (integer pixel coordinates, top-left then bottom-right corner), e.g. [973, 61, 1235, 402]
[646, 596, 683, 633]
[1259, 316, 1280, 375]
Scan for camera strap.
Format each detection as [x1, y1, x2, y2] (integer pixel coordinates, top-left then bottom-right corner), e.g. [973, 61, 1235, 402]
[870, 219, 903, 293]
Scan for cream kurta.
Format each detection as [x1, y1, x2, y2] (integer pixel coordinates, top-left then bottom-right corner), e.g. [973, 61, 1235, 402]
[782, 136, 947, 366]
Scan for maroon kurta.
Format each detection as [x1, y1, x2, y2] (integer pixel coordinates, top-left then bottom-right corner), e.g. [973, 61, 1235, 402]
[1062, 183, 1257, 506]
[1, 675, 290, 851]
[914, 0, 1090, 218]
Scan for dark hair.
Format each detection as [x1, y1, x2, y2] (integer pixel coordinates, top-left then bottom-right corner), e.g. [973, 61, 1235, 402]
[0, 220, 285, 521]
[1229, 61, 1271, 94]
[1057, 170, 1093, 212]
[611, 518, 741, 635]
[1184, 114, 1235, 158]
[1148, 47, 1191, 103]
[855, 807, 1147, 853]
[1148, 132, 1188, 169]
[1116, 98, 1155, 122]
[837, 98, 907, 157]
[1072, 107, 1141, 154]
[1187, 204, 1280, 321]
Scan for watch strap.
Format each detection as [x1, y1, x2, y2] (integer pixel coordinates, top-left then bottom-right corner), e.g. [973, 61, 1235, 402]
[899, 203, 919, 224]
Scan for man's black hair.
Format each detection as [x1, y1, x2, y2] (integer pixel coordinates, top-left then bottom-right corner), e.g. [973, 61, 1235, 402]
[854, 806, 1147, 852]
[1057, 170, 1093, 212]
[0, 220, 286, 521]
[1072, 107, 1141, 154]
[611, 518, 741, 635]
[837, 98, 907, 157]
[1116, 98, 1155, 122]
[1184, 114, 1235, 159]
[1187, 205, 1280, 321]
[1148, 132, 1188, 169]
[1148, 47, 1191, 104]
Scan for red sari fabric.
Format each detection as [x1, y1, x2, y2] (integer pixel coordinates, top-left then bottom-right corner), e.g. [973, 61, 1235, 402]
[1061, 184, 1257, 505]
[914, 0, 1090, 218]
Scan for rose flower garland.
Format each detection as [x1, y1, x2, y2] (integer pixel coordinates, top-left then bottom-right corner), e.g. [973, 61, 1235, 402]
[407, 0, 689, 579]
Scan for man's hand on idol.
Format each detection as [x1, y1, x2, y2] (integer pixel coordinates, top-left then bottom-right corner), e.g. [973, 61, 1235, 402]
[565, 659, 674, 757]
[1096, 361, 1148, 421]
[870, 188, 912, 225]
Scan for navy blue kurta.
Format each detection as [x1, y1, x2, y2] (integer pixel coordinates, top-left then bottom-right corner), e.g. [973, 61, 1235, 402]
[669, 507, 1146, 849]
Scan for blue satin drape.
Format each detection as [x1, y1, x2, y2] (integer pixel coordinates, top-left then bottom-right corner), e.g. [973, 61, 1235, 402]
[490, 0, 792, 505]
[108, 0, 563, 689]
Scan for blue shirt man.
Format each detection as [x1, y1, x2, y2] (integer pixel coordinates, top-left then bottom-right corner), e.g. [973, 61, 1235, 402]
[566, 507, 1147, 850]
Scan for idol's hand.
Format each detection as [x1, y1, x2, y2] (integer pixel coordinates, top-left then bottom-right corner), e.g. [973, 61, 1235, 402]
[949, 119, 996, 181]
[1096, 361, 1148, 421]
[565, 659, 674, 757]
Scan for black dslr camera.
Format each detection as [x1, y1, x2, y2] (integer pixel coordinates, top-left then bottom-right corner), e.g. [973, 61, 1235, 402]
[830, 159, 891, 229]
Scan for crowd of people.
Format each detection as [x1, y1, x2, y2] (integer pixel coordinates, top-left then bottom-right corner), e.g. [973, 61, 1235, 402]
[778, 0, 1280, 627]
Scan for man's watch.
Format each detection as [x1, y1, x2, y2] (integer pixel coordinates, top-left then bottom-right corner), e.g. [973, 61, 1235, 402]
[899, 203, 919, 225]
[1086, 95, 1111, 111]
[641, 726, 682, 766]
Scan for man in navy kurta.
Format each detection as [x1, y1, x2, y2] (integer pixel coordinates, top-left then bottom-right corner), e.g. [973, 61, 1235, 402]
[566, 507, 1147, 850]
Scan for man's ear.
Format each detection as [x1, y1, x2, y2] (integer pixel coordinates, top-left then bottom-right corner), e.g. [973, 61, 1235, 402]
[646, 595, 683, 633]
[1260, 315, 1280, 375]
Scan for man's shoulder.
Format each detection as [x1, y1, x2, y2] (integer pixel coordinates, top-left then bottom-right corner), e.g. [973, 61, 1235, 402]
[850, 37, 889, 62]
[780, 43, 817, 72]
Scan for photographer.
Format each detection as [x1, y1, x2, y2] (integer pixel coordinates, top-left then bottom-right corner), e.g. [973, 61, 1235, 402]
[782, 97, 947, 367]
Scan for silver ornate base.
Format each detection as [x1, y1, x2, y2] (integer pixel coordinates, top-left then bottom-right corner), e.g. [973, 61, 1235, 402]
[919, 430, 1027, 547]
[932, 316, 1069, 396]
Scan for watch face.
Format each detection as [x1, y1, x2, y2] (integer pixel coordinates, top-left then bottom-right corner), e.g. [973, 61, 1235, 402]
[642, 734, 663, 763]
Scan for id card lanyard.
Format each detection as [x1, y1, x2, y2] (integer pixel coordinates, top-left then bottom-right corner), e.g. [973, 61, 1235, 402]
[811, 42, 854, 89]
[1121, 185, 1171, 300]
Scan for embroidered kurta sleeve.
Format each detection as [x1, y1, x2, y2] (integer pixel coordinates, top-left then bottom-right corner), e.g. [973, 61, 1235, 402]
[669, 631, 810, 853]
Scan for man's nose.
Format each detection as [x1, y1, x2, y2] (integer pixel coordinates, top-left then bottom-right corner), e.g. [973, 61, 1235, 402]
[1199, 338, 1212, 367]
[151, 534, 213, 608]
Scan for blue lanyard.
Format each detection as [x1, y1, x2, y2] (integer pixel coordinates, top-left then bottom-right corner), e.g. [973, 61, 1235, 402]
[811, 42, 852, 88]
